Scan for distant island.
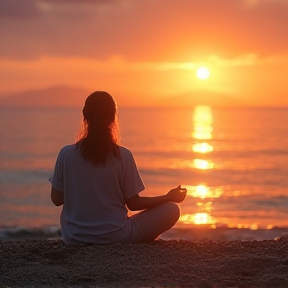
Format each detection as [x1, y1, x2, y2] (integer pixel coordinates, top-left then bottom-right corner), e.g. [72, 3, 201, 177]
[0, 85, 283, 108]
[0, 86, 90, 108]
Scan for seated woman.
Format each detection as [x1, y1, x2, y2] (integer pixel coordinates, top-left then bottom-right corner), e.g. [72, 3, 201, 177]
[49, 91, 186, 245]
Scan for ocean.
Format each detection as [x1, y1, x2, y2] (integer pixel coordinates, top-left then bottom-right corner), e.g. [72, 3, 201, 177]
[0, 106, 288, 241]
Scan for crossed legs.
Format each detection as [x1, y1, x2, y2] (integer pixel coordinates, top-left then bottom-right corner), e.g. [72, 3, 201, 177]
[131, 202, 180, 243]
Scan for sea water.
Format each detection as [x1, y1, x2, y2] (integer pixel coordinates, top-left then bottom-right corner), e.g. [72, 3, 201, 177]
[0, 106, 287, 241]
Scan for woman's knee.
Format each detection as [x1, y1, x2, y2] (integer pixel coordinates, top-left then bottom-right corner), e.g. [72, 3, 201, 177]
[161, 202, 180, 224]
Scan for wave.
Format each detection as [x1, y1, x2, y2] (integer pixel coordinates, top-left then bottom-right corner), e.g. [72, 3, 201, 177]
[1, 225, 288, 242]
[0, 226, 61, 241]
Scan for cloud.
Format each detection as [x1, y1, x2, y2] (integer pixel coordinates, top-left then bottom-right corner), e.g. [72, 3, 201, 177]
[0, 0, 287, 61]
[244, 0, 287, 8]
[0, 55, 198, 95]
[0, 0, 41, 19]
[209, 54, 259, 67]
[0, 0, 118, 18]
[209, 53, 288, 67]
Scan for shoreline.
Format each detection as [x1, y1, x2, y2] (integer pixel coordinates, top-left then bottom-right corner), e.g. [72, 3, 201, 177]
[1, 225, 288, 242]
[1, 237, 288, 288]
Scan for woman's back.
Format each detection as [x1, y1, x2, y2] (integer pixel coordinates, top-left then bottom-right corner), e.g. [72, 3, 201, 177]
[52, 144, 144, 244]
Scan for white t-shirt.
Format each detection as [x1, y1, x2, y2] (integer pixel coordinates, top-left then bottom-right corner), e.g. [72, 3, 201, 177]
[49, 144, 145, 244]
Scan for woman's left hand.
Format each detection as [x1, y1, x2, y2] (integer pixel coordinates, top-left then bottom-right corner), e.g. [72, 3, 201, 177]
[166, 185, 187, 203]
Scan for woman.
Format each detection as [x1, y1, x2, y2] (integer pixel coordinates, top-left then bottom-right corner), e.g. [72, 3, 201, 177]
[49, 91, 186, 245]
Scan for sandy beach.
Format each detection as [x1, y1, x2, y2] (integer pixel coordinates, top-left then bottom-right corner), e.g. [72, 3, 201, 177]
[1, 237, 288, 288]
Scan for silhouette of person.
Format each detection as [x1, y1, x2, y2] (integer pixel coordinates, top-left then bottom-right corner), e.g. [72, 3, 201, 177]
[49, 91, 186, 245]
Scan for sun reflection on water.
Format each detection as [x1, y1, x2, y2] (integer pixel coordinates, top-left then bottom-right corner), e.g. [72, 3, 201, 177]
[228, 223, 259, 230]
[192, 106, 213, 140]
[193, 159, 214, 169]
[191, 106, 214, 170]
[179, 184, 223, 226]
[185, 185, 223, 199]
[179, 106, 221, 226]
[192, 142, 213, 153]
[180, 213, 215, 225]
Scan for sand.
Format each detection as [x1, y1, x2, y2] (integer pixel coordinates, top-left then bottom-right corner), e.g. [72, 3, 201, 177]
[1, 237, 288, 288]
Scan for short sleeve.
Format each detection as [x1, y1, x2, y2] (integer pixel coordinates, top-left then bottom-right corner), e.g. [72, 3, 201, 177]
[121, 149, 145, 199]
[48, 149, 64, 192]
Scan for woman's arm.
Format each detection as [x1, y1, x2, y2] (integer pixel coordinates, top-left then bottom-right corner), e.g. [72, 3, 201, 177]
[126, 185, 186, 211]
[51, 187, 64, 206]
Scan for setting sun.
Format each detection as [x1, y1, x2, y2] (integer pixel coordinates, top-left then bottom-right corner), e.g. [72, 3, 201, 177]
[196, 67, 210, 80]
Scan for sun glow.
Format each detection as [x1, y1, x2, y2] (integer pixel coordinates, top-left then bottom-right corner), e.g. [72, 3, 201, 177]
[196, 67, 210, 80]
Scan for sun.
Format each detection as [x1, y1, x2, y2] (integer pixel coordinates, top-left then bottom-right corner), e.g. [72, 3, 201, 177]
[196, 67, 210, 80]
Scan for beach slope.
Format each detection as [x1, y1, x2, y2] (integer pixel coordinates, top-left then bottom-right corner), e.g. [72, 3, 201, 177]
[1, 238, 288, 288]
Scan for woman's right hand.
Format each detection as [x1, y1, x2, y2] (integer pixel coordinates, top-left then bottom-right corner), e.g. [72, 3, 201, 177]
[166, 185, 187, 203]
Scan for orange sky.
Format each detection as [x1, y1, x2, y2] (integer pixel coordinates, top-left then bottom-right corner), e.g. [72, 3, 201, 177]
[0, 0, 287, 107]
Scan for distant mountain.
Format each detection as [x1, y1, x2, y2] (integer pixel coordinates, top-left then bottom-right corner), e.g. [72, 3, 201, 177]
[0, 86, 249, 108]
[0, 86, 149, 108]
[0, 86, 90, 108]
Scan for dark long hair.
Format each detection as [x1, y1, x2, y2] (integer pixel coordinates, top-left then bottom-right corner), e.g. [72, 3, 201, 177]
[76, 91, 120, 165]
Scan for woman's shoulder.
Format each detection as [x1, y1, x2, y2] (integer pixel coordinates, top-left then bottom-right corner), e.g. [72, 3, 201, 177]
[118, 145, 133, 158]
[59, 144, 77, 156]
